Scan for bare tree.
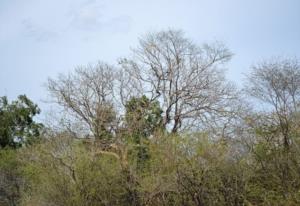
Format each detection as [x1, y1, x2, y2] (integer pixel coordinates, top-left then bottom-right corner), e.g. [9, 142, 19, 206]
[245, 57, 300, 198]
[46, 62, 117, 140]
[246, 57, 300, 148]
[119, 29, 238, 133]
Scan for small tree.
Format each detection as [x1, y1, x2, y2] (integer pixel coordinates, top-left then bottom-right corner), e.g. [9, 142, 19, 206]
[124, 95, 163, 171]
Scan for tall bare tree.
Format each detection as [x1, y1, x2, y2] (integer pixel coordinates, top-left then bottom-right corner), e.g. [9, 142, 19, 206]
[246, 57, 300, 148]
[119, 29, 238, 133]
[46, 62, 117, 140]
[245, 57, 300, 198]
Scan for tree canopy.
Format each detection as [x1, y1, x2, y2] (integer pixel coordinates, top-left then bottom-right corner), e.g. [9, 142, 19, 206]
[0, 95, 42, 148]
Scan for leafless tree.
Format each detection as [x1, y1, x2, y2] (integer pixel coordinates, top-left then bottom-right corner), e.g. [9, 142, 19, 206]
[119, 29, 238, 133]
[46, 62, 117, 140]
[246, 57, 300, 149]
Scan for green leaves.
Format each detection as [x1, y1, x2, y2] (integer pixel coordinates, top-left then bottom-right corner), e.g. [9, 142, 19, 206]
[124, 95, 163, 141]
[0, 95, 43, 149]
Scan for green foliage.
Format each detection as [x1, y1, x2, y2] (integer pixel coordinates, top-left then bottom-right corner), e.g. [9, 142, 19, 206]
[21, 135, 128, 206]
[125, 95, 163, 141]
[2, 125, 299, 206]
[124, 95, 163, 172]
[0, 95, 43, 149]
[241, 113, 300, 205]
[133, 133, 250, 206]
[0, 148, 23, 206]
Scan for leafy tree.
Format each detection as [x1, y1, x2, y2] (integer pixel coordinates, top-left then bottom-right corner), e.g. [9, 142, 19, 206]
[124, 95, 163, 171]
[125, 95, 163, 141]
[0, 95, 42, 149]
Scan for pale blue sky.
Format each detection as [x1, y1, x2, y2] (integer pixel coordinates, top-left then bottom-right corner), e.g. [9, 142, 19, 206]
[0, 0, 299, 113]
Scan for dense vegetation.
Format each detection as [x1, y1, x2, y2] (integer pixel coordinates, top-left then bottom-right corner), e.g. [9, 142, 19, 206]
[1, 30, 300, 206]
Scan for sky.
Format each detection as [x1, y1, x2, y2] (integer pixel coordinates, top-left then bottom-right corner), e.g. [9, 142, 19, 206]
[0, 0, 300, 115]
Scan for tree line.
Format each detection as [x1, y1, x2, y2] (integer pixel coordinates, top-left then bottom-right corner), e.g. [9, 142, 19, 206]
[1, 29, 300, 206]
